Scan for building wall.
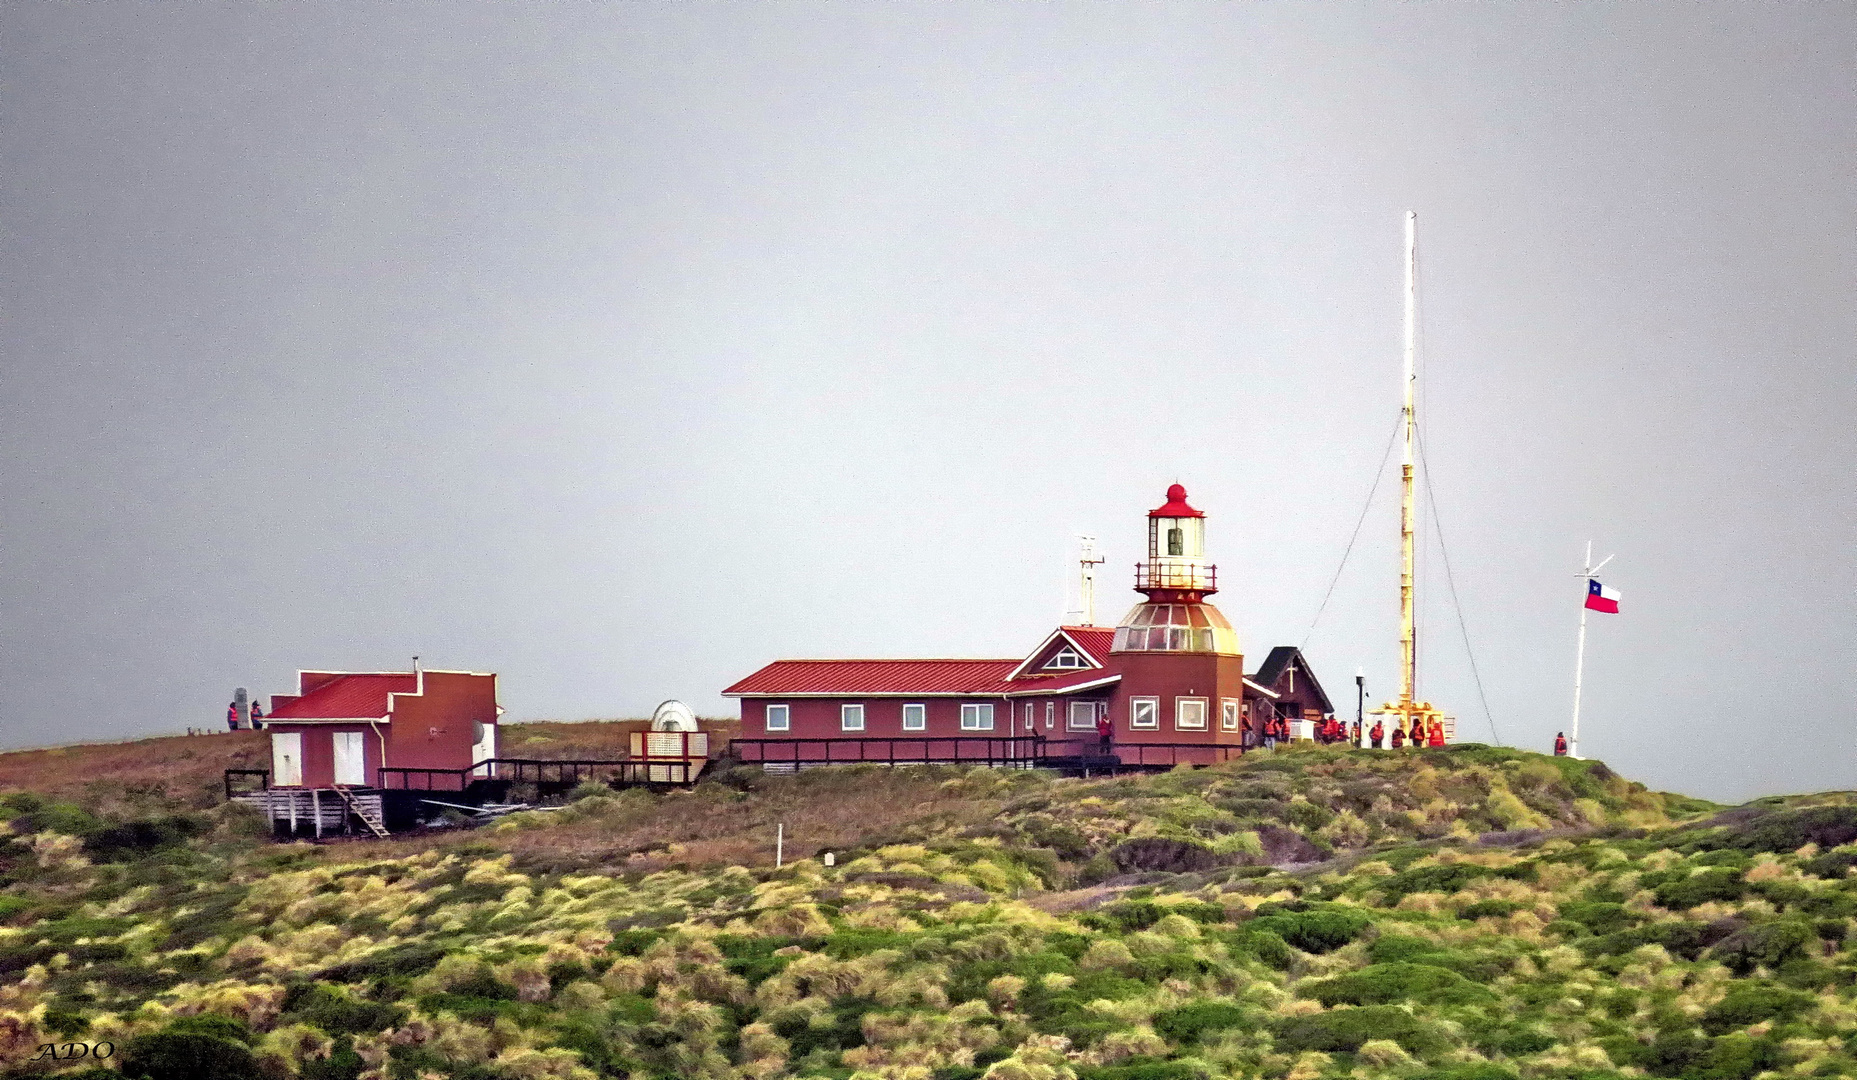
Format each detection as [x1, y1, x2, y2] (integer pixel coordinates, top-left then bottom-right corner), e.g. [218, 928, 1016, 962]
[384, 671, 499, 774]
[1107, 651, 1248, 747]
[269, 723, 381, 788]
[742, 696, 1017, 741]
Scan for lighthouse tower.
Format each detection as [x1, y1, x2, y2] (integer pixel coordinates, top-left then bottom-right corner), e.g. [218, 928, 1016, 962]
[1109, 485, 1248, 751]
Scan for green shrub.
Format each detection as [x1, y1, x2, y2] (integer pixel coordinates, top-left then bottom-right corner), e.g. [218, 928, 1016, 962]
[1379, 862, 1494, 901]
[1248, 905, 1372, 953]
[1655, 868, 1746, 910]
[1299, 962, 1495, 1007]
[314, 941, 448, 982]
[1694, 1033, 1784, 1080]
[1274, 1005, 1449, 1058]
[1709, 920, 1816, 976]
[119, 1028, 260, 1080]
[1701, 982, 1815, 1035]
[1152, 1000, 1250, 1044]
[280, 982, 406, 1035]
[1077, 1063, 1201, 1080]
[1458, 899, 1523, 920]
[83, 816, 203, 860]
[1558, 901, 1641, 935]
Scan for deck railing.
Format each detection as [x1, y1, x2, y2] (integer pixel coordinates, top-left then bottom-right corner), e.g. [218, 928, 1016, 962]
[225, 769, 271, 799]
[730, 735, 1045, 768]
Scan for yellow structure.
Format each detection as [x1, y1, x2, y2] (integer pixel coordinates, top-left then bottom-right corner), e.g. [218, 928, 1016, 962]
[1373, 212, 1448, 742]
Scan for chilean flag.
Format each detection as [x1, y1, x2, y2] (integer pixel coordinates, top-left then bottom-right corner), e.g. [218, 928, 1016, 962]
[1585, 579, 1621, 614]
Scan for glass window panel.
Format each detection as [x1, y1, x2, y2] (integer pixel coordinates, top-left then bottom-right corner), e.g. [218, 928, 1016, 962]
[902, 704, 926, 731]
[766, 704, 790, 732]
[841, 704, 865, 731]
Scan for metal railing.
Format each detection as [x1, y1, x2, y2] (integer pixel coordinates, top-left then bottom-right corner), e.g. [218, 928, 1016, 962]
[1133, 561, 1218, 593]
[225, 769, 270, 799]
[375, 757, 640, 792]
[730, 735, 1045, 768]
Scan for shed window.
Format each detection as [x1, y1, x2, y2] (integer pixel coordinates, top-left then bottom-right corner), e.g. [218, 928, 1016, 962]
[960, 703, 995, 731]
[902, 703, 926, 732]
[765, 704, 790, 732]
[841, 704, 865, 732]
[1130, 697, 1159, 729]
[1068, 700, 1097, 730]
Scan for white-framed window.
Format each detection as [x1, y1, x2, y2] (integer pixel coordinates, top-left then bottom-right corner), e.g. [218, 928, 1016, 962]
[765, 704, 790, 732]
[1043, 647, 1087, 670]
[1176, 697, 1208, 730]
[1024, 702, 1036, 731]
[1130, 697, 1159, 729]
[1045, 700, 1054, 728]
[960, 703, 995, 731]
[841, 704, 865, 732]
[1067, 700, 1097, 730]
[1221, 699, 1240, 731]
[902, 703, 926, 732]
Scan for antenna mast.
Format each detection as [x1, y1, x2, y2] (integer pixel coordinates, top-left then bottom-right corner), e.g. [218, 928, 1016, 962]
[1077, 535, 1106, 626]
[1372, 211, 1448, 744]
[1400, 210, 1418, 709]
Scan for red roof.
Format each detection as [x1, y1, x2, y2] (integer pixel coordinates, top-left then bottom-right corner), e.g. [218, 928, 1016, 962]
[723, 659, 1019, 697]
[1058, 626, 1116, 664]
[1149, 483, 1205, 518]
[269, 673, 417, 720]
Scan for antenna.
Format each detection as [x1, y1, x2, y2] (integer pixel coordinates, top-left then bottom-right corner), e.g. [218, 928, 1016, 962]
[1077, 535, 1106, 626]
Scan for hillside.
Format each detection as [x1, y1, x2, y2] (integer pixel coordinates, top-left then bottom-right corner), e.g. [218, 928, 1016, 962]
[0, 738, 1852, 1080]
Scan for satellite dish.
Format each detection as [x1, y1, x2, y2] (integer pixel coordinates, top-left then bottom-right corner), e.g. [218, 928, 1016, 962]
[651, 700, 698, 732]
[472, 720, 486, 744]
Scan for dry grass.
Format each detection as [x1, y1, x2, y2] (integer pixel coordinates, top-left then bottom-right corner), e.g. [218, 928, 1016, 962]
[499, 718, 741, 760]
[0, 730, 269, 811]
[343, 765, 1001, 872]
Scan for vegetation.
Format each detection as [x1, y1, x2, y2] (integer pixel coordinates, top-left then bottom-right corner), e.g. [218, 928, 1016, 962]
[0, 733, 1851, 1080]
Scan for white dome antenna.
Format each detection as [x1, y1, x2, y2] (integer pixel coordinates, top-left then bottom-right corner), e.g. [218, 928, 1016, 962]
[650, 700, 699, 732]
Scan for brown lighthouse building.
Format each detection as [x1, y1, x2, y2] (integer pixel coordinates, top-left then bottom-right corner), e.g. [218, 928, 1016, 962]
[724, 485, 1335, 770]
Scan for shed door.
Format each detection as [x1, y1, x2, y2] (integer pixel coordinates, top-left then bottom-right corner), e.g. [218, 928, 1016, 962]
[271, 732, 302, 787]
[332, 731, 366, 786]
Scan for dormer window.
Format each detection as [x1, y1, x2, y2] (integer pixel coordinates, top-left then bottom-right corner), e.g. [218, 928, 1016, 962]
[1043, 647, 1087, 670]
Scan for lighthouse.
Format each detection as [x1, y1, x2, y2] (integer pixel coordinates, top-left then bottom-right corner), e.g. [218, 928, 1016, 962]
[1108, 485, 1249, 746]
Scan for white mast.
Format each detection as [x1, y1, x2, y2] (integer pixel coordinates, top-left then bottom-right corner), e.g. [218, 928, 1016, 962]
[1569, 540, 1613, 760]
[1399, 210, 1418, 710]
[1077, 535, 1105, 626]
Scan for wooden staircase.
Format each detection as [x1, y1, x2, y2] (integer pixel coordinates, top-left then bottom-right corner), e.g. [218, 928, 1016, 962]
[334, 786, 390, 838]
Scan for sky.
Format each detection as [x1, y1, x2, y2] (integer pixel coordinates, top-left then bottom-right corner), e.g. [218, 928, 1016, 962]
[2, 4, 1851, 803]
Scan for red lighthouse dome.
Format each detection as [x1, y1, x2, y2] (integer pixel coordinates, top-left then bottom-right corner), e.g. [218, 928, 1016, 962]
[1111, 484, 1240, 656]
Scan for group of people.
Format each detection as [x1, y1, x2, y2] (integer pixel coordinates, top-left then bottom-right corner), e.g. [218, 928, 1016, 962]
[1254, 712, 1447, 750]
[226, 700, 264, 732]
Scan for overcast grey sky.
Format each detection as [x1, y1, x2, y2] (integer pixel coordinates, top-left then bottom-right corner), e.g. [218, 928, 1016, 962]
[3, 4, 1852, 802]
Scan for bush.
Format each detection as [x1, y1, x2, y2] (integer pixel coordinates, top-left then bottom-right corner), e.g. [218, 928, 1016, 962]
[1558, 901, 1641, 935]
[1700, 982, 1815, 1035]
[280, 982, 406, 1035]
[1709, 920, 1816, 976]
[1274, 1005, 1449, 1058]
[83, 815, 203, 860]
[1299, 962, 1496, 1007]
[1656, 868, 1746, 910]
[119, 1029, 261, 1080]
[1248, 905, 1372, 953]
[1152, 1001, 1250, 1044]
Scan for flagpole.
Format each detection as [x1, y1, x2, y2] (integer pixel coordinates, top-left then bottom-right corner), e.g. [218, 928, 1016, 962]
[1570, 540, 1591, 760]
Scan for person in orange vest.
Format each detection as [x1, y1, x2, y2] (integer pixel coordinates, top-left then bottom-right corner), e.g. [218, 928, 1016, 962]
[1390, 723, 1406, 749]
[226, 701, 239, 732]
[1350, 720, 1361, 746]
[1428, 718, 1445, 747]
[1554, 731, 1569, 756]
[1369, 719, 1384, 749]
[249, 701, 264, 730]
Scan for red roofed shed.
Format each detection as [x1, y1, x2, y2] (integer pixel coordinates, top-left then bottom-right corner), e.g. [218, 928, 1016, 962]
[262, 669, 499, 788]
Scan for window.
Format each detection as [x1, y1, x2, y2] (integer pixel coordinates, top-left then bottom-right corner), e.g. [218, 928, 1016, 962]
[902, 703, 926, 732]
[1176, 697, 1208, 730]
[1024, 702, 1036, 731]
[765, 704, 790, 732]
[1043, 647, 1087, 670]
[1130, 697, 1159, 729]
[1221, 699, 1240, 731]
[1167, 527, 1184, 556]
[1068, 700, 1097, 730]
[841, 704, 865, 732]
[960, 703, 994, 731]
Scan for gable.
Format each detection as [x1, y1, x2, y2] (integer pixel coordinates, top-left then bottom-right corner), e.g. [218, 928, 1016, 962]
[1007, 627, 1110, 681]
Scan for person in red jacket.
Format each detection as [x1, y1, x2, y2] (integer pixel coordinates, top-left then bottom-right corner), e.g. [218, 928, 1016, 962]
[1369, 719, 1385, 749]
[1428, 718, 1445, 747]
[1390, 723, 1406, 749]
[1095, 713, 1113, 756]
[1554, 731, 1569, 756]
